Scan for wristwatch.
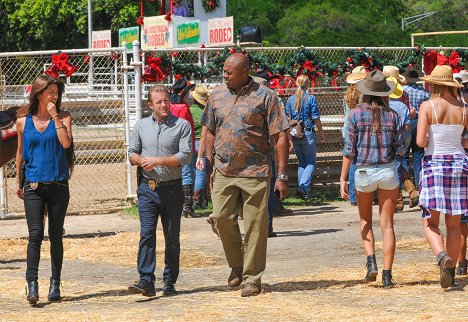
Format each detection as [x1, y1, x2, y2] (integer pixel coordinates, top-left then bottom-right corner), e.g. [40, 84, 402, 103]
[277, 173, 288, 182]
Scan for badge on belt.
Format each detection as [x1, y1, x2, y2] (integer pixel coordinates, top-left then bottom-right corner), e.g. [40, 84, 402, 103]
[148, 179, 158, 191]
[30, 182, 39, 190]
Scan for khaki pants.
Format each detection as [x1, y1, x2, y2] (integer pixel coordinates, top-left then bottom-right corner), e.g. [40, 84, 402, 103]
[211, 170, 270, 286]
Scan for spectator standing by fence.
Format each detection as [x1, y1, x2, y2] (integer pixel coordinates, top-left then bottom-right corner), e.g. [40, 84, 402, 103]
[417, 66, 468, 288]
[340, 70, 404, 288]
[285, 74, 325, 200]
[16, 74, 74, 305]
[203, 53, 290, 297]
[128, 85, 192, 297]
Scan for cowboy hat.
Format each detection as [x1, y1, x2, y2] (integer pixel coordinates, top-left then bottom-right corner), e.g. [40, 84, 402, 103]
[192, 84, 209, 106]
[170, 78, 195, 104]
[356, 70, 395, 97]
[383, 66, 407, 85]
[453, 70, 468, 84]
[403, 67, 424, 83]
[346, 66, 368, 84]
[387, 76, 403, 99]
[421, 65, 463, 88]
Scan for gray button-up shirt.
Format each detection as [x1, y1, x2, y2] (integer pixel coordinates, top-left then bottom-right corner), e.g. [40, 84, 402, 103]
[129, 114, 192, 182]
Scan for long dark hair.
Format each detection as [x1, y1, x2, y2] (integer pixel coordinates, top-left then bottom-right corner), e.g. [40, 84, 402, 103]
[361, 95, 392, 134]
[28, 74, 75, 176]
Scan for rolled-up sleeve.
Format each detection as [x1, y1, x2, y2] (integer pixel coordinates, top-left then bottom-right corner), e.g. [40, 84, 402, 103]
[128, 120, 142, 156]
[342, 112, 357, 159]
[174, 120, 193, 167]
[307, 95, 320, 120]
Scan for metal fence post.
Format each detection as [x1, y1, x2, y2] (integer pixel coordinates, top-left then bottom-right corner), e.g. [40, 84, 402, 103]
[0, 167, 6, 218]
[122, 43, 135, 200]
[132, 41, 142, 121]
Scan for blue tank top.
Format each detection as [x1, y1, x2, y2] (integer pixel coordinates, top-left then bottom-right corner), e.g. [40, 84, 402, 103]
[22, 114, 69, 182]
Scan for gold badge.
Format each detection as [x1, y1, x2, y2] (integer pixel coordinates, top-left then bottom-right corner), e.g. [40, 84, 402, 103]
[148, 179, 157, 191]
[30, 182, 39, 190]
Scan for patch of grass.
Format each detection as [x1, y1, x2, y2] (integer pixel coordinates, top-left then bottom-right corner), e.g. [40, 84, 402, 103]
[122, 205, 139, 218]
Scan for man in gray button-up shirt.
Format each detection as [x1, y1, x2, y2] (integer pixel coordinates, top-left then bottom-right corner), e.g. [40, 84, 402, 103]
[128, 85, 192, 297]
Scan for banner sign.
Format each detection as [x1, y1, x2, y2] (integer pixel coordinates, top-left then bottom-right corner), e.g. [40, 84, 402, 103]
[176, 21, 200, 46]
[207, 16, 233, 46]
[119, 27, 139, 49]
[142, 16, 172, 49]
[92, 30, 111, 49]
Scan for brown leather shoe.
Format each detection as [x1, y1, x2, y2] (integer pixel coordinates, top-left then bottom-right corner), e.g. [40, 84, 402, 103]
[228, 267, 243, 288]
[241, 283, 261, 297]
[439, 255, 455, 289]
[274, 207, 293, 216]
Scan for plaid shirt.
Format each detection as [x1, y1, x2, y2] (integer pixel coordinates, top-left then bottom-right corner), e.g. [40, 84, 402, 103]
[403, 84, 429, 129]
[343, 103, 404, 166]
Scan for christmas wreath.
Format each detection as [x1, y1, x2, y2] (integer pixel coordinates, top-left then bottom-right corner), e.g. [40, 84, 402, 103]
[202, 0, 220, 13]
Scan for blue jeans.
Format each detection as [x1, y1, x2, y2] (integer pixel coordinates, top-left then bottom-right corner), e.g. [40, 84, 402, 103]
[293, 131, 317, 195]
[182, 155, 196, 186]
[194, 140, 207, 193]
[348, 162, 356, 203]
[404, 128, 424, 188]
[137, 181, 184, 285]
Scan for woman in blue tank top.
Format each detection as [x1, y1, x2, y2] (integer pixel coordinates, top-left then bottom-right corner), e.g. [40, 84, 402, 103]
[15, 74, 74, 305]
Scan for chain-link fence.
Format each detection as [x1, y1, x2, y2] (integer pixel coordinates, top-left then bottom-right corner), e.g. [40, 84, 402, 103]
[1, 46, 465, 215]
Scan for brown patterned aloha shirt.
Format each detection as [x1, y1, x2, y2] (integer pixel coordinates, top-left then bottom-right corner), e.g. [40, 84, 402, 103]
[202, 78, 290, 177]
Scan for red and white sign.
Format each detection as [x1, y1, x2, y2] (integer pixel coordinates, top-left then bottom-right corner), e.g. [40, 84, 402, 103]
[92, 30, 112, 49]
[207, 16, 233, 47]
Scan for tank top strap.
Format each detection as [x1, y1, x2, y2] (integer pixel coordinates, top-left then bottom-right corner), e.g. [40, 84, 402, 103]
[429, 99, 438, 124]
[462, 101, 466, 125]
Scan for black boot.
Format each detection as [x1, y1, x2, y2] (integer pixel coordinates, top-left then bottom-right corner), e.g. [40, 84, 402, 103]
[193, 188, 204, 210]
[27, 280, 39, 305]
[182, 185, 199, 218]
[48, 278, 61, 301]
[364, 255, 378, 282]
[382, 269, 395, 288]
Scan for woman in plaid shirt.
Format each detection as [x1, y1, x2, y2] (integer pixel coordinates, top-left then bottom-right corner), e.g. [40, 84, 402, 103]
[417, 65, 468, 289]
[340, 70, 405, 288]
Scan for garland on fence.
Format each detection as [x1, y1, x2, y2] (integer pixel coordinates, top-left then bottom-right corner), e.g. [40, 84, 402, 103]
[141, 45, 467, 87]
[202, 0, 220, 12]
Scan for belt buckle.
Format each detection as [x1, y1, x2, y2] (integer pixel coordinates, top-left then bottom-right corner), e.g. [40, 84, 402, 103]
[30, 182, 39, 190]
[148, 179, 157, 191]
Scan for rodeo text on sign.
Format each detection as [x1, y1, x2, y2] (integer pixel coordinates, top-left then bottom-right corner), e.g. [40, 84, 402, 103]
[208, 17, 233, 46]
[92, 30, 111, 49]
[142, 16, 171, 49]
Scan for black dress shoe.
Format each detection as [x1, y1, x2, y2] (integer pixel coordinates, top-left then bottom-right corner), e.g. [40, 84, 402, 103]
[27, 280, 39, 305]
[128, 279, 156, 297]
[268, 231, 278, 238]
[364, 255, 378, 282]
[48, 278, 61, 301]
[163, 283, 177, 296]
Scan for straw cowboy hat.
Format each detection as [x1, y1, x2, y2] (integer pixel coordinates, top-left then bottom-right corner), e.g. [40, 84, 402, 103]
[387, 76, 403, 99]
[453, 70, 468, 84]
[421, 65, 463, 88]
[383, 66, 407, 85]
[403, 67, 424, 83]
[356, 70, 395, 97]
[346, 66, 368, 84]
[192, 84, 209, 106]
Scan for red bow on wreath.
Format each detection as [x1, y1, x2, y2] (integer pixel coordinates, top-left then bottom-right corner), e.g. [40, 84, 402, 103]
[142, 56, 170, 82]
[45, 52, 77, 78]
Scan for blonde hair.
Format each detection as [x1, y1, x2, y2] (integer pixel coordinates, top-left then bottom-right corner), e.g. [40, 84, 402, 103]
[429, 83, 457, 100]
[294, 75, 310, 111]
[344, 84, 360, 109]
[362, 95, 391, 134]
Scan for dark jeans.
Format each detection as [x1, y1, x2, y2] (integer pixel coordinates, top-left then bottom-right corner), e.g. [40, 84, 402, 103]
[137, 181, 184, 285]
[24, 180, 70, 282]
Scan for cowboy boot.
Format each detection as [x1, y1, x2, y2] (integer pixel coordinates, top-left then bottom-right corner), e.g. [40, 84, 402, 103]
[201, 187, 209, 209]
[193, 188, 203, 210]
[404, 178, 419, 208]
[395, 190, 404, 212]
[182, 185, 199, 218]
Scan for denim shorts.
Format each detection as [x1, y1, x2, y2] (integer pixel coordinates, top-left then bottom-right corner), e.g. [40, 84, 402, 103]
[354, 163, 399, 193]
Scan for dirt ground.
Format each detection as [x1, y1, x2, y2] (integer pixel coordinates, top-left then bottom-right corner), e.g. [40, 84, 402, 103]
[0, 201, 467, 321]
